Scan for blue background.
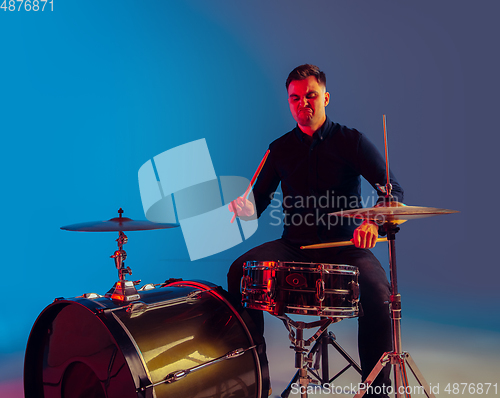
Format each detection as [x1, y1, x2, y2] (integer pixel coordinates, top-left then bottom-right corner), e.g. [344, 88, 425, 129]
[1, 0, 499, 394]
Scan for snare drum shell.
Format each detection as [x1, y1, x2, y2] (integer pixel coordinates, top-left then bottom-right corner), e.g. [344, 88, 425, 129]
[24, 280, 265, 398]
[242, 261, 359, 318]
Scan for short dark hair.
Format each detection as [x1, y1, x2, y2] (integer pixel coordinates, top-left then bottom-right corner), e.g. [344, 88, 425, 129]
[286, 64, 326, 91]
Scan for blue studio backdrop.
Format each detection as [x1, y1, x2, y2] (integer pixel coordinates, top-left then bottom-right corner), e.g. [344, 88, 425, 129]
[1, 0, 499, 394]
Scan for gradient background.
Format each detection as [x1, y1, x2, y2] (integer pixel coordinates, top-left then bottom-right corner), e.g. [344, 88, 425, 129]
[1, 1, 499, 396]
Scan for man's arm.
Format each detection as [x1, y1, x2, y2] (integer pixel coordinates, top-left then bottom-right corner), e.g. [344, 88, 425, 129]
[229, 147, 280, 220]
[352, 132, 404, 248]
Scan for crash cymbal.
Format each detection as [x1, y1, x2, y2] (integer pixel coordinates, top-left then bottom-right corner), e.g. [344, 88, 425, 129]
[61, 208, 178, 232]
[329, 203, 459, 222]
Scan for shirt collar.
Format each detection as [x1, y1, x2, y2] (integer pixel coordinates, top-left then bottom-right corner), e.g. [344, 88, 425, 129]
[294, 116, 333, 142]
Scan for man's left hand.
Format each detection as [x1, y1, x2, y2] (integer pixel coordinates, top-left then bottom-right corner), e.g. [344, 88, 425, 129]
[351, 221, 379, 249]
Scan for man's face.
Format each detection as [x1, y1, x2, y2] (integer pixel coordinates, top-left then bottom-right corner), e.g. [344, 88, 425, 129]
[288, 76, 330, 131]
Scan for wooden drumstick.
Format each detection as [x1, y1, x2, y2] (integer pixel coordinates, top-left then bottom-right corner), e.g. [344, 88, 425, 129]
[300, 237, 388, 250]
[230, 149, 270, 223]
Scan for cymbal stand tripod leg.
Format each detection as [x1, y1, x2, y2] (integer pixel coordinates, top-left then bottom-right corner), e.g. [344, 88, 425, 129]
[353, 224, 435, 398]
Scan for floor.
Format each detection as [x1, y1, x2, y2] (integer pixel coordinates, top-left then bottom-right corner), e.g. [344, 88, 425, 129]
[4, 315, 499, 397]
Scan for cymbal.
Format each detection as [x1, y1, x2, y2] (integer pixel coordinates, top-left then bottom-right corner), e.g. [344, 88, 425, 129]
[61, 209, 178, 232]
[329, 204, 459, 222]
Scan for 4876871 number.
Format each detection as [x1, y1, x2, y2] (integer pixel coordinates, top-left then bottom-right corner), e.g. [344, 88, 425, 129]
[1, 0, 53, 11]
[444, 383, 498, 395]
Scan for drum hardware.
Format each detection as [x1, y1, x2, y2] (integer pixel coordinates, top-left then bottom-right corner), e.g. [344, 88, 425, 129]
[106, 229, 141, 301]
[347, 218, 437, 398]
[138, 345, 256, 392]
[326, 115, 458, 398]
[242, 261, 360, 318]
[327, 206, 458, 397]
[25, 210, 267, 397]
[60, 208, 179, 302]
[94, 289, 206, 318]
[242, 261, 362, 397]
[80, 292, 103, 299]
[25, 280, 266, 398]
[277, 315, 362, 398]
[138, 283, 156, 291]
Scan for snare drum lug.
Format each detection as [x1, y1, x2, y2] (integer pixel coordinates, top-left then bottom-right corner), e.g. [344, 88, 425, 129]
[240, 275, 251, 292]
[316, 279, 325, 302]
[350, 281, 360, 302]
[267, 277, 276, 298]
[53, 297, 65, 302]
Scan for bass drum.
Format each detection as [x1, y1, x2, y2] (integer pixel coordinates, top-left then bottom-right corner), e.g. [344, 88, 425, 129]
[24, 280, 267, 398]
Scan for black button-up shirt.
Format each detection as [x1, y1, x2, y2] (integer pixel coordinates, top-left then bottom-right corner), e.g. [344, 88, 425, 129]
[251, 117, 404, 244]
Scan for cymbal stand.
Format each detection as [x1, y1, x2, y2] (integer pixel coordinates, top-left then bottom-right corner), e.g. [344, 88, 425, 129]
[353, 222, 435, 398]
[105, 230, 140, 301]
[278, 315, 361, 398]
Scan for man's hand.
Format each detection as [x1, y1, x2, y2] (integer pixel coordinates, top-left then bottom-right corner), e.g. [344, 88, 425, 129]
[229, 197, 255, 219]
[352, 220, 379, 249]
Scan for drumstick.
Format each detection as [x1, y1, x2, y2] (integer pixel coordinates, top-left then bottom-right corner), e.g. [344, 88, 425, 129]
[383, 114, 390, 189]
[300, 237, 388, 250]
[230, 149, 270, 223]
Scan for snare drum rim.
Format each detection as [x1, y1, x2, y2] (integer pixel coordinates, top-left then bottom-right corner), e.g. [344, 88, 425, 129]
[244, 260, 359, 275]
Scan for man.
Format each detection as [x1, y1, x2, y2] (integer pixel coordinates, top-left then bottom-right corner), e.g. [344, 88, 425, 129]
[228, 64, 403, 398]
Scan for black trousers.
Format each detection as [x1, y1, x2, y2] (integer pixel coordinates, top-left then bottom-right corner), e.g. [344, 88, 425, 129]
[227, 238, 392, 397]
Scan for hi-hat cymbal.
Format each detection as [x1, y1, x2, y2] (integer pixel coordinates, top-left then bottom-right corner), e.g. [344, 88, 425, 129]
[61, 208, 178, 232]
[329, 204, 459, 222]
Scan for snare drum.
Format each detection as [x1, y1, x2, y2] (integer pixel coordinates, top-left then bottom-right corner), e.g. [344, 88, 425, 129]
[24, 280, 266, 398]
[241, 261, 359, 318]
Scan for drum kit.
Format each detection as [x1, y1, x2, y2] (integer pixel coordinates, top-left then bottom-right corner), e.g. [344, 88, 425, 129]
[23, 110, 456, 398]
[24, 209, 267, 398]
[23, 199, 457, 398]
[240, 203, 458, 398]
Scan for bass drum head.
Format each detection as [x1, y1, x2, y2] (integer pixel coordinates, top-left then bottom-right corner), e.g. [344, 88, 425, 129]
[24, 280, 267, 398]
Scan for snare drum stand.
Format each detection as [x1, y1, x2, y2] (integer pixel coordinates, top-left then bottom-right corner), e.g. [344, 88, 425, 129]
[353, 222, 436, 398]
[278, 315, 362, 398]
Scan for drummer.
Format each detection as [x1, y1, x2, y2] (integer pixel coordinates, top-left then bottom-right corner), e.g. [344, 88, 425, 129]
[228, 64, 403, 398]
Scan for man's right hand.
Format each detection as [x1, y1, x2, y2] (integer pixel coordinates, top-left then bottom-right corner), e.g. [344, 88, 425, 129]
[229, 197, 255, 218]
